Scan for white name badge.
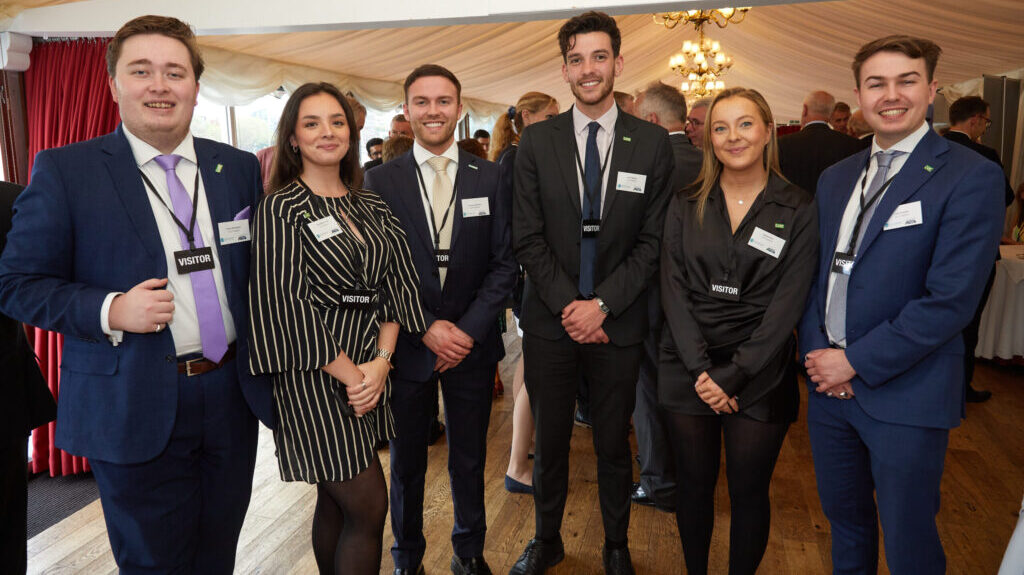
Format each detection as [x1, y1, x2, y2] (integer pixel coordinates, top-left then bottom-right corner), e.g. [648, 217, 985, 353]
[462, 197, 490, 217]
[747, 226, 786, 258]
[307, 216, 343, 241]
[218, 220, 250, 245]
[884, 201, 923, 231]
[615, 171, 647, 194]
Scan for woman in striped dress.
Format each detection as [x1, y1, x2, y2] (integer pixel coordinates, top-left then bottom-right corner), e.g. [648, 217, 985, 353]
[249, 82, 426, 574]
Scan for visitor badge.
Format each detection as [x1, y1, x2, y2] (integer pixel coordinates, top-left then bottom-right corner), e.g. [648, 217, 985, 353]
[174, 247, 215, 274]
[615, 171, 646, 194]
[462, 197, 490, 217]
[307, 216, 343, 241]
[747, 227, 786, 259]
[218, 220, 250, 245]
[883, 201, 923, 231]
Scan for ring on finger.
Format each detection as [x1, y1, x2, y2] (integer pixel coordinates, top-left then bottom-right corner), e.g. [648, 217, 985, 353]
[826, 391, 834, 397]
[154, 323, 163, 332]
[839, 391, 849, 398]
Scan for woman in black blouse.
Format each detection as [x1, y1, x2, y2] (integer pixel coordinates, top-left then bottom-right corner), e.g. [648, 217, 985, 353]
[659, 87, 818, 575]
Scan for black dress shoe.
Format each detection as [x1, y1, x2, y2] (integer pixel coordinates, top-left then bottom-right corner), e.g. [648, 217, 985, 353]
[966, 384, 992, 403]
[509, 538, 564, 575]
[428, 421, 447, 445]
[452, 555, 492, 575]
[394, 566, 425, 575]
[573, 408, 593, 428]
[630, 482, 654, 507]
[602, 547, 635, 575]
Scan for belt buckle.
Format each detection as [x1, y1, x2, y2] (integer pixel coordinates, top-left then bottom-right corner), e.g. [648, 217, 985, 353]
[185, 357, 203, 377]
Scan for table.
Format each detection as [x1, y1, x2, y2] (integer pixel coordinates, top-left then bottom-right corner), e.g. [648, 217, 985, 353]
[976, 244, 1024, 360]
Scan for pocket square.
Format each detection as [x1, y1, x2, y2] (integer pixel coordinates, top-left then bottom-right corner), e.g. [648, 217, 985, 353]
[233, 206, 251, 221]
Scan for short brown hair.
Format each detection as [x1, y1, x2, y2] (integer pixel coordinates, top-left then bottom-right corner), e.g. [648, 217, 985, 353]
[558, 11, 621, 61]
[948, 96, 989, 126]
[403, 64, 462, 103]
[852, 35, 942, 86]
[106, 15, 204, 80]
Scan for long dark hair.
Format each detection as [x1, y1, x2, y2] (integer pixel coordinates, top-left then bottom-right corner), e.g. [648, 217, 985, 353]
[268, 82, 363, 193]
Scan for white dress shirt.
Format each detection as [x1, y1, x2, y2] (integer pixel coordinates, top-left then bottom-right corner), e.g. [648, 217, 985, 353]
[412, 140, 460, 243]
[572, 104, 618, 214]
[825, 120, 931, 341]
[101, 127, 236, 355]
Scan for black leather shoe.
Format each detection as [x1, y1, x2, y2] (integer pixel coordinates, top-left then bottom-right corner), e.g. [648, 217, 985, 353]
[394, 566, 425, 575]
[966, 384, 992, 403]
[452, 555, 492, 575]
[573, 408, 593, 428]
[630, 482, 654, 507]
[509, 538, 564, 575]
[602, 547, 635, 575]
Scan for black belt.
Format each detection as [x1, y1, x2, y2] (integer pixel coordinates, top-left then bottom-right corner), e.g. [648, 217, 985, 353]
[178, 342, 237, 377]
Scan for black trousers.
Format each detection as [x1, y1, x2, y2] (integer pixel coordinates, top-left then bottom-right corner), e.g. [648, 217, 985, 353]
[633, 327, 676, 507]
[0, 436, 28, 574]
[523, 333, 643, 543]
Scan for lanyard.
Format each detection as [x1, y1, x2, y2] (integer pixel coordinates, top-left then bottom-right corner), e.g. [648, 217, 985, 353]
[572, 134, 614, 220]
[843, 163, 897, 255]
[414, 162, 459, 250]
[139, 169, 201, 249]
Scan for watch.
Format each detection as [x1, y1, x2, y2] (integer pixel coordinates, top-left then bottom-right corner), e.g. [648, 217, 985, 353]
[596, 297, 610, 315]
[376, 348, 394, 365]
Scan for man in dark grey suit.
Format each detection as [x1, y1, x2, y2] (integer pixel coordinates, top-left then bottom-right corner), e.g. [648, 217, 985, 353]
[510, 12, 674, 575]
[0, 181, 57, 574]
[629, 81, 702, 511]
[778, 90, 863, 195]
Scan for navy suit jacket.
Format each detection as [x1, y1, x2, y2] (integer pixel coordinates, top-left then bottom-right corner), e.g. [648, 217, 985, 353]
[798, 128, 1004, 429]
[0, 126, 274, 464]
[364, 149, 516, 382]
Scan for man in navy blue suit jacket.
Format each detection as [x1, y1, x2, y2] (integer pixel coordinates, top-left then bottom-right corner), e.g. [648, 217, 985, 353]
[0, 16, 272, 573]
[798, 36, 1004, 574]
[363, 64, 516, 575]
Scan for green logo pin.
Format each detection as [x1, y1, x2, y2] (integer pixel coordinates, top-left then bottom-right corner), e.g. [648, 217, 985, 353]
[301, 210, 312, 220]
[623, 136, 631, 142]
[923, 165, 933, 172]
[468, 164, 479, 170]
[215, 163, 223, 173]
[775, 223, 785, 229]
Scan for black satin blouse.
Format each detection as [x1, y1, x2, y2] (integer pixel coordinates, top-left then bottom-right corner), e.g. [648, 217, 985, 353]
[658, 173, 818, 422]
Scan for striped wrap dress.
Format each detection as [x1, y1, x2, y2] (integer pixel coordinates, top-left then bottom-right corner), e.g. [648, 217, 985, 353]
[249, 180, 426, 483]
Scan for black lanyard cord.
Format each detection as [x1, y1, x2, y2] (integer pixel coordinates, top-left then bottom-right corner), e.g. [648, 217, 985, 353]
[414, 162, 459, 250]
[139, 169, 201, 249]
[573, 135, 614, 220]
[844, 167, 897, 255]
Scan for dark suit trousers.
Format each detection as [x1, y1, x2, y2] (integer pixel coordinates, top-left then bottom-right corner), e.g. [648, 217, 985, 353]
[89, 358, 258, 574]
[523, 333, 643, 543]
[0, 436, 28, 574]
[389, 366, 494, 568]
[633, 326, 676, 507]
[807, 392, 948, 575]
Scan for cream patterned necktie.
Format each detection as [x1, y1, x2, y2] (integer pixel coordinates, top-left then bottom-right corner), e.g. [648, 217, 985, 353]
[426, 155, 453, 285]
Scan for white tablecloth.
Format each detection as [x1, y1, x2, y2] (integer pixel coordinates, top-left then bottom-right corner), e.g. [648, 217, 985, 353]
[976, 245, 1024, 360]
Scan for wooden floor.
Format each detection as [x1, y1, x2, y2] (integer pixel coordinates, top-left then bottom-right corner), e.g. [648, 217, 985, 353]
[27, 355, 1024, 574]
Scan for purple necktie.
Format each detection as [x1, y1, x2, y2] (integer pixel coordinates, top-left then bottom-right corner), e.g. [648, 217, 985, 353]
[154, 154, 229, 363]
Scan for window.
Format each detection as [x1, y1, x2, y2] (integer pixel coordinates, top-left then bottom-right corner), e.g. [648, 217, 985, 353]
[190, 94, 230, 144]
[234, 92, 288, 154]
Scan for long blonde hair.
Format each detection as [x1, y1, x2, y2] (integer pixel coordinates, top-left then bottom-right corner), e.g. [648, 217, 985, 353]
[490, 92, 558, 162]
[689, 87, 782, 224]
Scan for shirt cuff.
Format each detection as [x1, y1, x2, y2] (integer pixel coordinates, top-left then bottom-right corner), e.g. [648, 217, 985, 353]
[101, 292, 125, 346]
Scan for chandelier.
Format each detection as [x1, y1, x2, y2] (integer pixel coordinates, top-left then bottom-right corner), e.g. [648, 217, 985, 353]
[669, 28, 732, 97]
[653, 7, 750, 31]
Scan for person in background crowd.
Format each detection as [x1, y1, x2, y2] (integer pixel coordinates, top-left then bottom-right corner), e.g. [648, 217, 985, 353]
[0, 15, 275, 572]
[457, 137, 487, 158]
[473, 129, 491, 154]
[363, 137, 385, 172]
[847, 109, 874, 149]
[778, 90, 862, 196]
[1004, 182, 1024, 245]
[250, 81, 426, 574]
[511, 11, 674, 574]
[0, 181, 57, 575]
[685, 97, 711, 149]
[799, 35, 1004, 575]
[383, 135, 414, 163]
[614, 90, 636, 116]
[346, 94, 367, 131]
[829, 101, 852, 133]
[390, 114, 414, 139]
[628, 80, 703, 512]
[659, 87, 817, 575]
[364, 64, 516, 575]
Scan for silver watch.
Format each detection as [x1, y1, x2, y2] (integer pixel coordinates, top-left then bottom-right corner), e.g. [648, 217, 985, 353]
[376, 348, 394, 362]
[596, 297, 610, 315]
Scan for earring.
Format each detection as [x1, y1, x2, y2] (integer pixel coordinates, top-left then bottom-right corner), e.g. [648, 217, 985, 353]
[291, 144, 299, 154]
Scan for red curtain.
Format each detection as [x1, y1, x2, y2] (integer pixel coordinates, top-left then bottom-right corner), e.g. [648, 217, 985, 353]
[776, 124, 801, 138]
[23, 39, 120, 476]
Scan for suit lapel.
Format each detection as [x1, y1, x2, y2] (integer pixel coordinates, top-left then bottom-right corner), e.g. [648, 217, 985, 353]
[103, 127, 164, 269]
[601, 112, 638, 219]
[396, 151, 434, 255]
[856, 131, 947, 259]
[451, 149, 479, 246]
[195, 138, 230, 266]
[551, 112, 582, 218]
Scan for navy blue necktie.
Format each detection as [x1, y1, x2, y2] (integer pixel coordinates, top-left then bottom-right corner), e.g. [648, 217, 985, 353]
[579, 121, 601, 296]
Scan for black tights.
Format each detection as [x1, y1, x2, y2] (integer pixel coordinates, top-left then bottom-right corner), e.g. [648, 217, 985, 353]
[665, 412, 789, 575]
[312, 455, 388, 575]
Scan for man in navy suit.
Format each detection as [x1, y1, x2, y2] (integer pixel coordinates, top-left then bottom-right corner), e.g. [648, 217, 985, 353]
[363, 64, 516, 575]
[799, 36, 1004, 574]
[0, 16, 273, 573]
